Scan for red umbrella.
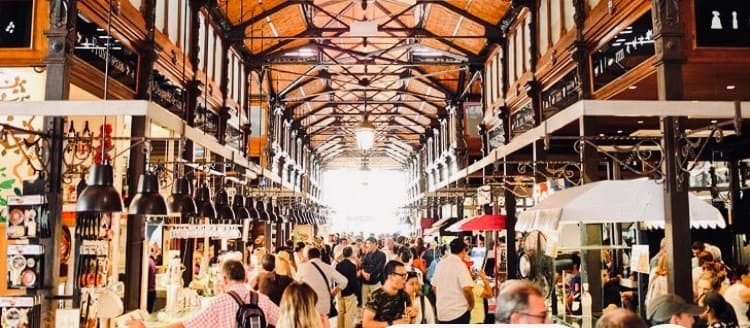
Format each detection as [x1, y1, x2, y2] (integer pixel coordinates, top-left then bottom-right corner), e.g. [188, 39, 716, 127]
[447, 213, 506, 232]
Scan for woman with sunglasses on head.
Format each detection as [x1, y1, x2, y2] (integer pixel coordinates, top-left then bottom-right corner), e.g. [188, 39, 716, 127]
[700, 291, 739, 328]
[404, 271, 436, 324]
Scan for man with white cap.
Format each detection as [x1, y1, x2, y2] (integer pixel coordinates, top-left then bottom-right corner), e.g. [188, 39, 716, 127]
[647, 293, 704, 327]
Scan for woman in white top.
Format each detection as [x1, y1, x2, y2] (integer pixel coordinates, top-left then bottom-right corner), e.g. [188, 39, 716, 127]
[405, 271, 436, 324]
[646, 253, 669, 312]
[724, 265, 750, 328]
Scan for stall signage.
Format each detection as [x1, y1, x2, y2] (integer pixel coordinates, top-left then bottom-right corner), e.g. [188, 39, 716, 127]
[487, 123, 506, 151]
[695, 0, 750, 47]
[510, 103, 535, 136]
[149, 70, 185, 115]
[74, 15, 138, 90]
[591, 11, 654, 90]
[0, 0, 33, 48]
[541, 71, 579, 120]
[195, 105, 219, 135]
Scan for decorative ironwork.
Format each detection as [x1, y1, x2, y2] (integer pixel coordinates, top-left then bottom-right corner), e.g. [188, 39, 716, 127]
[573, 136, 664, 178]
[516, 161, 583, 186]
[0, 118, 48, 177]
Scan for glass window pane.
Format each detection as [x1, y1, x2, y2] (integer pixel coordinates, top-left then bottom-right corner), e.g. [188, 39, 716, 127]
[564, 0, 575, 32]
[168, 0, 179, 43]
[550, 0, 562, 43]
[539, 0, 549, 55]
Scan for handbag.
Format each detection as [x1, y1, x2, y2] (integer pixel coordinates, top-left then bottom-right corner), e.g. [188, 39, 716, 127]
[311, 262, 338, 318]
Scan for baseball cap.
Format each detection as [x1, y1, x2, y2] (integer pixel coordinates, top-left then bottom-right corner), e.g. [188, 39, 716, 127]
[646, 294, 704, 323]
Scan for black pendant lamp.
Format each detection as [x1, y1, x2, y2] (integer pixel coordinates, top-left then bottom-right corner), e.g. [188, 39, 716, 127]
[245, 195, 259, 219]
[168, 176, 197, 216]
[272, 202, 283, 223]
[194, 181, 216, 219]
[232, 193, 249, 220]
[255, 198, 268, 221]
[214, 189, 235, 222]
[76, 161, 123, 212]
[265, 200, 277, 222]
[128, 171, 168, 215]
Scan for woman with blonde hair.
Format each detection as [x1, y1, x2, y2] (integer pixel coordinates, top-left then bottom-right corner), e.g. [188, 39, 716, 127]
[276, 250, 297, 277]
[277, 281, 325, 328]
[646, 252, 669, 311]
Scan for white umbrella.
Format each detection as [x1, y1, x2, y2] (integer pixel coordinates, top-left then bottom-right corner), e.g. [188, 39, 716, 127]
[516, 178, 726, 232]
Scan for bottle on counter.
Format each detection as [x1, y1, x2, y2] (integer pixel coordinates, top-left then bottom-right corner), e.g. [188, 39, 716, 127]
[581, 282, 593, 328]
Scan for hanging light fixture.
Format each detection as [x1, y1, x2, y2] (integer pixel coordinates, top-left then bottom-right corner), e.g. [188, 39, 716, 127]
[245, 192, 259, 219]
[355, 92, 375, 150]
[128, 171, 168, 215]
[214, 188, 235, 222]
[168, 176, 197, 216]
[76, 0, 122, 213]
[77, 161, 123, 212]
[233, 192, 249, 220]
[194, 178, 216, 219]
[355, 120, 375, 150]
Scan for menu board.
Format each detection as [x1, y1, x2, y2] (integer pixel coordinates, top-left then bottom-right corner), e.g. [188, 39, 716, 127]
[694, 0, 750, 47]
[0, 0, 33, 48]
[591, 11, 654, 90]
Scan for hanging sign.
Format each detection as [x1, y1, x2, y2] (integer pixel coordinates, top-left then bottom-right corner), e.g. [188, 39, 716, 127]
[477, 185, 492, 206]
[630, 244, 651, 274]
[149, 70, 184, 115]
[694, 0, 750, 47]
[541, 70, 579, 120]
[487, 123, 506, 151]
[74, 15, 138, 90]
[591, 11, 654, 90]
[0, 0, 33, 48]
[510, 102, 535, 136]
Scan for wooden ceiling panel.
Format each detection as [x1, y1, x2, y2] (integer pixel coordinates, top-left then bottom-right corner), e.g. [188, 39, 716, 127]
[424, 6, 460, 36]
[445, 0, 510, 25]
[218, 0, 287, 25]
[453, 20, 486, 54]
[243, 6, 306, 54]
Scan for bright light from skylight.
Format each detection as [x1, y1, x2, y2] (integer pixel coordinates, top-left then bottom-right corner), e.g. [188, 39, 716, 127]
[322, 168, 407, 234]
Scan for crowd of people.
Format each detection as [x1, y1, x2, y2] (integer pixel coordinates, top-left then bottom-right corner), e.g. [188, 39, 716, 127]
[129, 234, 750, 328]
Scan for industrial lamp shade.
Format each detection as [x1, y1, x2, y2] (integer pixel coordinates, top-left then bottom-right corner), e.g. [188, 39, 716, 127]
[215, 189, 235, 221]
[255, 198, 268, 221]
[194, 182, 216, 219]
[168, 177, 197, 216]
[355, 121, 375, 150]
[128, 172, 168, 215]
[232, 194, 249, 220]
[245, 196, 259, 219]
[76, 162, 124, 212]
[265, 201, 277, 222]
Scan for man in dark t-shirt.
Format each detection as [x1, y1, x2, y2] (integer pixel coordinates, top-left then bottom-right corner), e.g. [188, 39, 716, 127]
[251, 254, 293, 305]
[363, 260, 418, 327]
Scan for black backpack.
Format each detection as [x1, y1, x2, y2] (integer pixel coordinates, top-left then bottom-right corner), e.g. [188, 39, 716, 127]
[228, 290, 267, 328]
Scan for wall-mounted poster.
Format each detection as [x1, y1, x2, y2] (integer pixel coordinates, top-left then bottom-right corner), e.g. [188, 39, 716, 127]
[510, 103, 535, 137]
[695, 0, 750, 47]
[541, 70, 579, 120]
[591, 11, 654, 90]
[0, 0, 34, 48]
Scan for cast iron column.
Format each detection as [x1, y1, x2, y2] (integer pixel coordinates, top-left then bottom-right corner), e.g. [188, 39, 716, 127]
[652, 0, 691, 301]
[504, 180, 518, 280]
[42, 0, 78, 325]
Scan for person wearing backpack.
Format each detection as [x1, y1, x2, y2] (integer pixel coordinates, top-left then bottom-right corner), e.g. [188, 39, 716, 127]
[127, 260, 280, 328]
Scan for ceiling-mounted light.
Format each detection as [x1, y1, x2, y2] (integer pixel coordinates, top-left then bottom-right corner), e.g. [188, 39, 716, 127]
[356, 120, 375, 150]
[214, 189, 235, 222]
[232, 193, 250, 220]
[168, 176, 197, 216]
[128, 171, 168, 216]
[194, 180, 216, 219]
[76, 161, 123, 212]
